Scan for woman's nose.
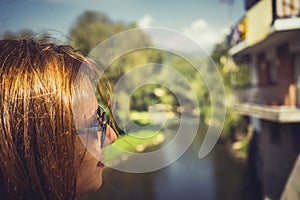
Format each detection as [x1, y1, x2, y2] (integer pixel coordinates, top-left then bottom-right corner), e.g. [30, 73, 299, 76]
[103, 125, 117, 147]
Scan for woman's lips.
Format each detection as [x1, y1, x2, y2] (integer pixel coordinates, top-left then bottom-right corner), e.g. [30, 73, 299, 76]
[97, 161, 105, 167]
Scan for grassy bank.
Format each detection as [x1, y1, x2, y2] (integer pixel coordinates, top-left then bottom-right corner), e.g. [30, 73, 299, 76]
[104, 110, 174, 162]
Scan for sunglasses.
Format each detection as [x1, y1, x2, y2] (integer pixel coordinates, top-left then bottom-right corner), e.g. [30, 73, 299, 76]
[76, 105, 107, 148]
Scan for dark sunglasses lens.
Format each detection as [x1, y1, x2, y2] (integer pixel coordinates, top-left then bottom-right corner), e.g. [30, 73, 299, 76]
[101, 124, 106, 148]
[97, 106, 105, 123]
[97, 105, 107, 148]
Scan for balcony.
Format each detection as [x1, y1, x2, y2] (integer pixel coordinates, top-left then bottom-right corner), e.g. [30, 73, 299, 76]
[232, 84, 300, 123]
[232, 84, 294, 105]
[229, 0, 300, 56]
[234, 103, 300, 123]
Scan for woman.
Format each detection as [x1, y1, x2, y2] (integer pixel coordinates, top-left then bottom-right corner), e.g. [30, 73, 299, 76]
[0, 39, 118, 199]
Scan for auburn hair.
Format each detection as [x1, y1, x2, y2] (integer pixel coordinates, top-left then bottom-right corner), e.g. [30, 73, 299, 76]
[0, 39, 114, 199]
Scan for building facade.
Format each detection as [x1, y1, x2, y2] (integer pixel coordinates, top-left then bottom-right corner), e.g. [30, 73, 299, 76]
[229, 0, 300, 199]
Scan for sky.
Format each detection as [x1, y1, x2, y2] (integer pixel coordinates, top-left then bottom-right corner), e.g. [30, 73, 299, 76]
[0, 0, 245, 53]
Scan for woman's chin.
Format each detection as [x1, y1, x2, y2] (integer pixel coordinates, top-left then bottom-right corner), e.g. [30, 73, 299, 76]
[76, 168, 104, 196]
[77, 180, 103, 196]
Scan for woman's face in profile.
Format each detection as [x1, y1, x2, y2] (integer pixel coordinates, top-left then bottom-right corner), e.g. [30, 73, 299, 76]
[73, 77, 117, 195]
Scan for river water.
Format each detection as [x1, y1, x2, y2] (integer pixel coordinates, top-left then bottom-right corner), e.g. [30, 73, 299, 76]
[80, 120, 262, 200]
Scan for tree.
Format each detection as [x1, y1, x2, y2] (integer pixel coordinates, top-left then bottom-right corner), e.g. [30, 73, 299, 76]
[210, 36, 249, 140]
[69, 11, 137, 55]
[69, 11, 164, 114]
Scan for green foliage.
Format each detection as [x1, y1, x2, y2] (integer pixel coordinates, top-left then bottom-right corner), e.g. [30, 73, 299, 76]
[104, 130, 164, 161]
[106, 48, 163, 84]
[210, 37, 248, 139]
[69, 10, 137, 55]
[130, 84, 177, 111]
[70, 11, 248, 135]
[221, 106, 242, 140]
[230, 63, 251, 87]
[69, 11, 166, 114]
[210, 39, 231, 89]
[105, 48, 166, 115]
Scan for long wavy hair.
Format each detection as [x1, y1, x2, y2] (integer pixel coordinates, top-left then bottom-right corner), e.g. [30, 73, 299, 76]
[0, 39, 114, 199]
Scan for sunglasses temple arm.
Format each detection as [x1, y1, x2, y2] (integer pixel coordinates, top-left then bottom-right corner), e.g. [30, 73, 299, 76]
[101, 124, 106, 148]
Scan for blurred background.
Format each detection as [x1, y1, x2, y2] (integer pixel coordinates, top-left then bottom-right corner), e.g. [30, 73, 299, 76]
[2, 0, 300, 199]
